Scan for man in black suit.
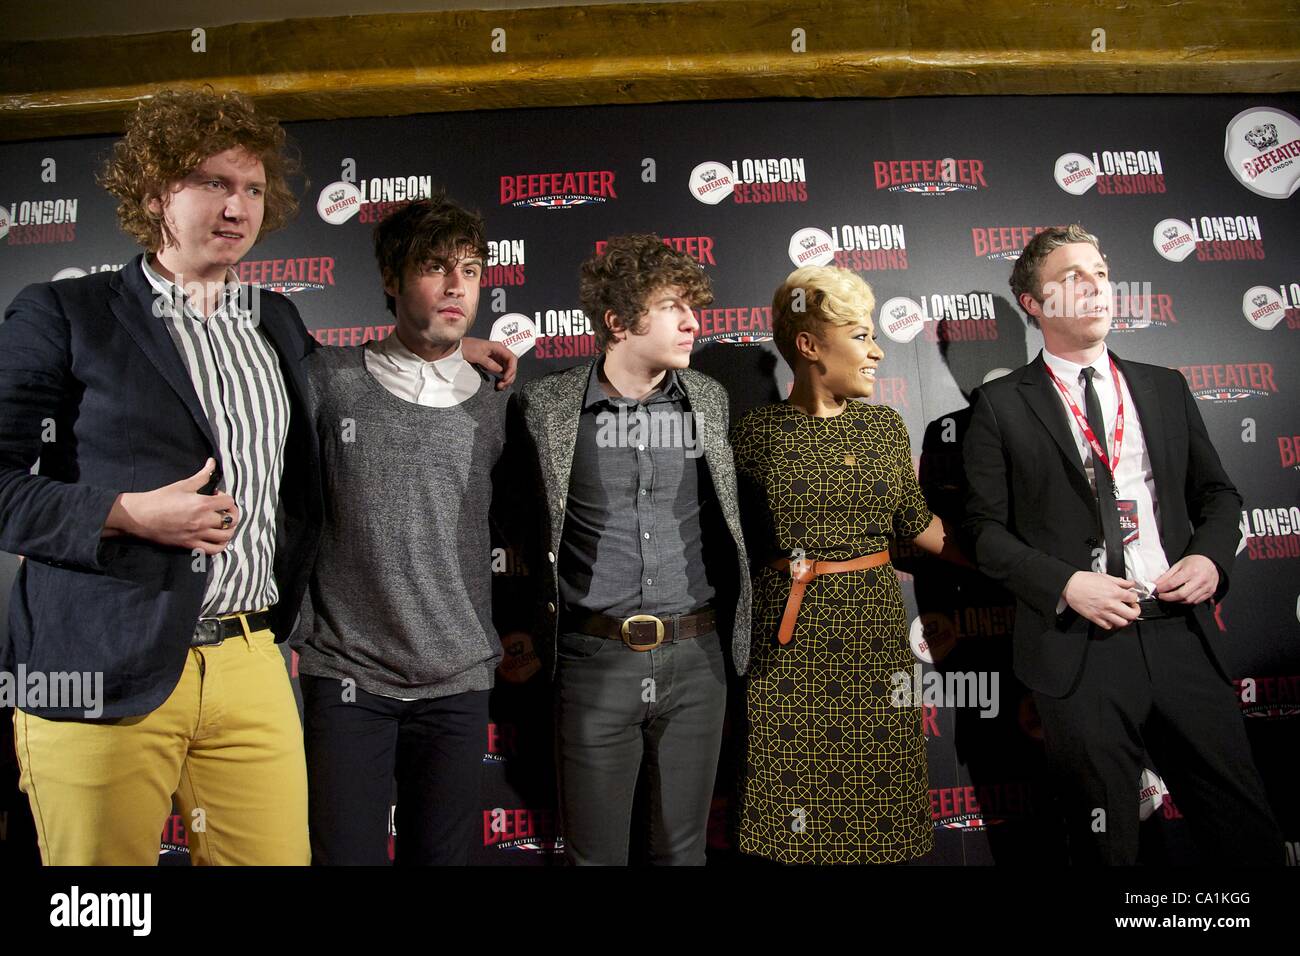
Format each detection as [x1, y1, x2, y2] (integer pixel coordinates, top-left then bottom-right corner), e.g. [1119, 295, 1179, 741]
[962, 224, 1281, 864]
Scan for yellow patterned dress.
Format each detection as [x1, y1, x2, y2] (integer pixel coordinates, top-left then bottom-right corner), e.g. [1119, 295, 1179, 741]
[730, 400, 934, 864]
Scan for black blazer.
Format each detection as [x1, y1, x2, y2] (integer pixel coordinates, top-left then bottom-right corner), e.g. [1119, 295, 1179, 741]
[0, 254, 323, 718]
[962, 352, 1242, 698]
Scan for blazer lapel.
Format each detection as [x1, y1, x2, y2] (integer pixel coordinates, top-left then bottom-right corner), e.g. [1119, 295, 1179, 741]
[679, 369, 744, 542]
[1110, 352, 1174, 537]
[681, 373, 721, 461]
[249, 286, 312, 414]
[540, 362, 591, 531]
[1018, 354, 1087, 481]
[109, 259, 218, 452]
[680, 373, 727, 467]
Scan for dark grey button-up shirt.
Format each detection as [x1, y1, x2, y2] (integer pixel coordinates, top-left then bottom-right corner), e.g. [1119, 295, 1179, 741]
[558, 357, 716, 618]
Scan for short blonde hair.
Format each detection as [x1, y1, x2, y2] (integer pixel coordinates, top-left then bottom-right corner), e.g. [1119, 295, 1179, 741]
[772, 266, 876, 369]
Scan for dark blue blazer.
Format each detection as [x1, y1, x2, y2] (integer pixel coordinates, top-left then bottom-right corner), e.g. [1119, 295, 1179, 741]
[0, 254, 322, 718]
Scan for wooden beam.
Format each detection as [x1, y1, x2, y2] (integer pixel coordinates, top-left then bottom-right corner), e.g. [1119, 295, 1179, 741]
[2, 0, 1297, 141]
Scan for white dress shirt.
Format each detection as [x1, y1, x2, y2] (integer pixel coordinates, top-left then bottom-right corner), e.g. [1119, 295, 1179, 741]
[1042, 345, 1168, 600]
[363, 332, 480, 408]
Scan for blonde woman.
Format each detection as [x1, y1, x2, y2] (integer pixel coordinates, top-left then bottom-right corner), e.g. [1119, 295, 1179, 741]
[731, 266, 961, 864]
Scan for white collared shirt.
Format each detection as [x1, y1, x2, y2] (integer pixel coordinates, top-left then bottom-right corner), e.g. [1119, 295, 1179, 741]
[363, 332, 481, 407]
[1042, 345, 1168, 599]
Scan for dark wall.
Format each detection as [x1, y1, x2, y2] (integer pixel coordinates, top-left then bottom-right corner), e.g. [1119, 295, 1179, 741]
[1, 94, 1297, 865]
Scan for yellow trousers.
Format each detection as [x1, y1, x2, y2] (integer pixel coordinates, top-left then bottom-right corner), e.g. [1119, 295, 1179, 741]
[13, 626, 308, 865]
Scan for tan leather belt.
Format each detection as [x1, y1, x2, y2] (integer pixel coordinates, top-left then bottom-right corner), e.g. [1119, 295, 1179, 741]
[768, 551, 891, 646]
[562, 606, 716, 651]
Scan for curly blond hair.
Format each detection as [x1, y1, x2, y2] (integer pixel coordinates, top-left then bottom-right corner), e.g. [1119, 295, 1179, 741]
[772, 266, 876, 369]
[99, 88, 300, 251]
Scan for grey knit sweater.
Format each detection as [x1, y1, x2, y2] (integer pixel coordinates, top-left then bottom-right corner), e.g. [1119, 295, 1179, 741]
[293, 345, 508, 699]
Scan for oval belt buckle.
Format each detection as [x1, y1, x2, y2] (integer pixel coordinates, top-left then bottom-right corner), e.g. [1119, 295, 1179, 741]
[621, 614, 665, 651]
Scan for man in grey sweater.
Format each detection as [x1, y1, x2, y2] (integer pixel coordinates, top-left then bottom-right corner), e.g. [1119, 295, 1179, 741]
[294, 196, 516, 865]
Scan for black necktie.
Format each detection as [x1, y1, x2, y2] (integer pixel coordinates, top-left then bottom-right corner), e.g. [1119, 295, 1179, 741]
[1081, 367, 1126, 577]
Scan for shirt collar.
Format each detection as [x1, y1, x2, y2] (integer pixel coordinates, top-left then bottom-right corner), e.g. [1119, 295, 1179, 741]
[1042, 344, 1111, 387]
[370, 332, 467, 383]
[141, 255, 248, 324]
[582, 355, 685, 409]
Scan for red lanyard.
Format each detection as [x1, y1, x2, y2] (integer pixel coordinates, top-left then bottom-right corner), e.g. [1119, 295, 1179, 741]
[1044, 356, 1125, 478]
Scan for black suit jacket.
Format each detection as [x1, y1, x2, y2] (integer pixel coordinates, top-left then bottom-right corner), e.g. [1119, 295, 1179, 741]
[0, 254, 323, 718]
[962, 351, 1242, 698]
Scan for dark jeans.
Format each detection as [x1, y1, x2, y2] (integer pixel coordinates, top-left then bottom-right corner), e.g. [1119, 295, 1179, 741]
[1033, 615, 1282, 865]
[301, 674, 489, 866]
[554, 629, 727, 866]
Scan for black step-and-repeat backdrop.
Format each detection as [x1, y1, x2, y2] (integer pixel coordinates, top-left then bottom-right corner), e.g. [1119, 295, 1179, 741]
[0, 94, 1297, 865]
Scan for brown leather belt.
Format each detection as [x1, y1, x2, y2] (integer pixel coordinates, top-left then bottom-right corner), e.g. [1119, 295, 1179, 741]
[768, 551, 891, 646]
[562, 606, 716, 652]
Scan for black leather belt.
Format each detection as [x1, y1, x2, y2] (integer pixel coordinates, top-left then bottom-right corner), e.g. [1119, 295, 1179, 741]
[192, 609, 274, 647]
[1137, 599, 1191, 621]
[562, 606, 716, 651]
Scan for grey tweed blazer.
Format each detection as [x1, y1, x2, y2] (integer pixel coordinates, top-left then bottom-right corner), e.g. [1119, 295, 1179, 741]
[509, 359, 752, 675]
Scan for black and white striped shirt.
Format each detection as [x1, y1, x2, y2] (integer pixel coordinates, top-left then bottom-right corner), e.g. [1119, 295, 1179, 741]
[142, 257, 290, 618]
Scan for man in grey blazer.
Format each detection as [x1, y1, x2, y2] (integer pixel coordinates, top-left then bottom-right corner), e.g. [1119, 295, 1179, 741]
[507, 234, 750, 865]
